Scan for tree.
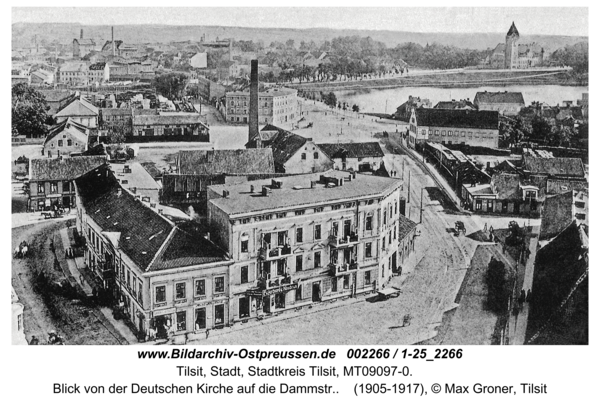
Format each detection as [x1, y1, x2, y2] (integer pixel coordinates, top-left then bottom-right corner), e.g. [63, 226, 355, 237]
[108, 130, 126, 145]
[550, 125, 575, 148]
[285, 39, 295, 49]
[12, 83, 50, 139]
[153, 72, 189, 100]
[530, 115, 553, 144]
[486, 257, 508, 313]
[352, 104, 360, 113]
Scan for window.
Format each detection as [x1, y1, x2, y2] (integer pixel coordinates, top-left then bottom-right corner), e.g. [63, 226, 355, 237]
[332, 278, 338, 292]
[428, 130, 433, 135]
[195, 308, 206, 330]
[295, 210, 305, 216]
[37, 183, 44, 194]
[332, 222, 339, 236]
[383, 210, 387, 225]
[241, 218, 250, 224]
[241, 266, 248, 284]
[175, 282, 186, 300]
[296, 285, 302, 301]
[364, 270, 371, 285]
[365, 242, 372, 258]
[461, 131, 466, 137]
[382, 237, 386, 251]
[277, 259, 286, 275]
[241, 232, 249, 253]
[434, 130, 439, 135]
[442, 130, 446, 136]
[296, 255, 303, 272]
[276, 212, 286, 219]
[389, 231, 392, 244]
[366, 214, 373, 231]
[296, 227, 303, 243]
[277, 230, 288, 246]
[314, 251, 321, 268]
[343, 275, 350, 289]
[214, 304, 224, 325]
[314, 224, 321, 240]
[127, 271, 131, 289]
[214, 276, 225, 293]
[195, 279, 206, 296]
[575, 213, 586, 220]
[176, 311, 186, 331]
[395, 200, 398, 214]
[314, 152, 319, 159]
[138, 282, 143, 302]
[301, 153, 306, 160]
[447, 131, 452, 136]
[58, 140, 63, 147]
[314, 207, 324, 213]
[50, 182, 58, 193]
[332, 204, 341, 210]
[155, 285, 166, 303]
[263, 233, 271, 247]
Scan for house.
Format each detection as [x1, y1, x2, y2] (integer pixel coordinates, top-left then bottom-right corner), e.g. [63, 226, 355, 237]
[393, 96, 432, 122]
[131, 113, 209, 142]
[43, 118, 89, 158]
[99, 108, 133, 136]
[207, 171, 416, 322]
[30, 70, 54, 86]
[408, 108, 499, 149]
[73, 30, 97, 58]
[540, 190, 588, 241]
[112, 162, 162, 202]
[247, 124, 333, 174]
[434, 99, 476, 110]
[317, 142, 385, 172]
[474, 91, 525, 116]
[75, 165, 233, 340]
[461, 172, 544, 216]
[522, 156, 587, 195]
[27, 156, 107, 211]
[177, 149, 275, 175]
[55, 97, 99, 128]
[225, 87, 301, 128]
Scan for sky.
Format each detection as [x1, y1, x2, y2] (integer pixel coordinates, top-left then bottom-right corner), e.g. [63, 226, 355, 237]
[12, 6, 589, 36]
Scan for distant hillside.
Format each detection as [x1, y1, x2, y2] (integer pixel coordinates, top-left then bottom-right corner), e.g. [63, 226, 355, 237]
[12, 22, 587, 52]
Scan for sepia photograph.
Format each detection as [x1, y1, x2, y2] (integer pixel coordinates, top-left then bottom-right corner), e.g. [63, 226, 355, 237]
[11, 6, 589, 347]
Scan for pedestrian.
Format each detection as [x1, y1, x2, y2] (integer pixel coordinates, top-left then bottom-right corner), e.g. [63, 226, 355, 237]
[14, 246, 19, 258]
[205, 329, 210, 340]
[526, 289, 532, 302]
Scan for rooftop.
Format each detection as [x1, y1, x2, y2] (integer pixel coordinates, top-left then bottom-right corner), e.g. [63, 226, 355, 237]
[414, 108, 499, 130]
[209, 170, 402, 217]
[55, 98, 99, 118]
[523, 156, 585, 177]
[474, 91, 525, 105]
[76, 165, 228, 272]
[132, 113, 208, 128]
[178, 149, 275, 175]
[318, 142, 384, 160]
[112, 162, 161, 191]
[247, 124, 310, 169]
[227, 87, 297, 97]
[29, 156, 107, 182]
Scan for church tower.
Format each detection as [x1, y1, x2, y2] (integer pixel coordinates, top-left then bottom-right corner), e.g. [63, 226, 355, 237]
[505, 22, 520, 69]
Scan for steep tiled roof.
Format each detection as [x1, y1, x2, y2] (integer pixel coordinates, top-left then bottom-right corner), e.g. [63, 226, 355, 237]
[507, 22, 520, 37]
[397, 214, 418, 241]
[415, 108, 499, 130]
[178, 149, 275, 175]
[523, 157, 585, 177]
[29, 156, 107, 182]
[434, 100, 476, 110]
[491, 173, 521, 200]
[540, 191, 577, 240]
[132, 114, 207, 127]
[318, 142, 384, 160]
[55, 98, 99, 117]
[247, 124, 309, 170]
[76, 166, 228, 272]
[474, 91, 525, 105]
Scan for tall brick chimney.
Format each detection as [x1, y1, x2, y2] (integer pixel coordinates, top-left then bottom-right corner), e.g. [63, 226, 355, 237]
[249, 59, 259, 144]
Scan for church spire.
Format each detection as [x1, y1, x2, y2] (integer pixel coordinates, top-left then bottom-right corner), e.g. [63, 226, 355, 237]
[507, 22, 520, 38]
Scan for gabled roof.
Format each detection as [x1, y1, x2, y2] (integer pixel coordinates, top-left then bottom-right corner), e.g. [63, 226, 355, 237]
[247, 124, 310, 169]
[318, 142, 384, 160]
[397, 214, 418, 240]
[43, 119, 88, 147]
[414, 108, 499, 130]
[39, 89, 76, 103]
[132, 114, 207, 127]
[507, 22, 520, 37]
[178, 149, 275, 175]
[434, 100, 476, 110]
[29, 156, 107, 182]
[523, 157, 585, 177]
[76, 166, 229, 272]
[474, 91, 525, 105]
[55, 98, 99, 118]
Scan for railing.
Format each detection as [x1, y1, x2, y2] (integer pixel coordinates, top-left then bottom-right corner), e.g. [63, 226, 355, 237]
[263, 245, 292, 260]
[329, 262, 359, 276]
[257, 274, 292, 290]
[328, 233, 359, 248]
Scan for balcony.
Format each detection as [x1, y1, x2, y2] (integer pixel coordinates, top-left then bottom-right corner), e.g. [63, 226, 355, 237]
[258, 274, 293, 290]
[328, 261, 359, 276]
[328, 233, 359, 248]
[261, 244, 292, 261]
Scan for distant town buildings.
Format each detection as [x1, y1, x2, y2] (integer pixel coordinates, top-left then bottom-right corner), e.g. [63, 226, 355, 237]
[488, 22, 544, 69]
[393, 96, 432, 122]
[226, 87, 301, 127]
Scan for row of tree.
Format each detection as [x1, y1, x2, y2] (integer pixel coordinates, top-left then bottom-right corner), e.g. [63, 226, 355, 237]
[499, 115, 587, 149]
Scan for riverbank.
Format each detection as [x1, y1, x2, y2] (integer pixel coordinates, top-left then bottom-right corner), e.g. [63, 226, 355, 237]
[289, 70, 586, 92]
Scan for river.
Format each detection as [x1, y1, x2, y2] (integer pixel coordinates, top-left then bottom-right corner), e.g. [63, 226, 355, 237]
[335, 85, 588, 116]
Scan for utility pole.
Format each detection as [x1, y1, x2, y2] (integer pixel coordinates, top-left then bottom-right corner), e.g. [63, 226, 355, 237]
[407, 170, 411, 204]
[402, 158, 405, 181]
[420, 188, 424, 224]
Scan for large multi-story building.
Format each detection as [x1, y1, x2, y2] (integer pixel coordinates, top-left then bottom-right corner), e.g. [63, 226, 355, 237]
[206, 171, 417, 323]
[225, 87, 301, 127]
[474, 91, 525, 116]
[408, 108, 500, 149]
[75, 165, 233, 340]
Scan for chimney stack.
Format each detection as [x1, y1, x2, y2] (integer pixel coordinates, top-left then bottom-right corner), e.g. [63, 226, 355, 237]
[249, 59, 259, 144]
[80, 29, 83, 40]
